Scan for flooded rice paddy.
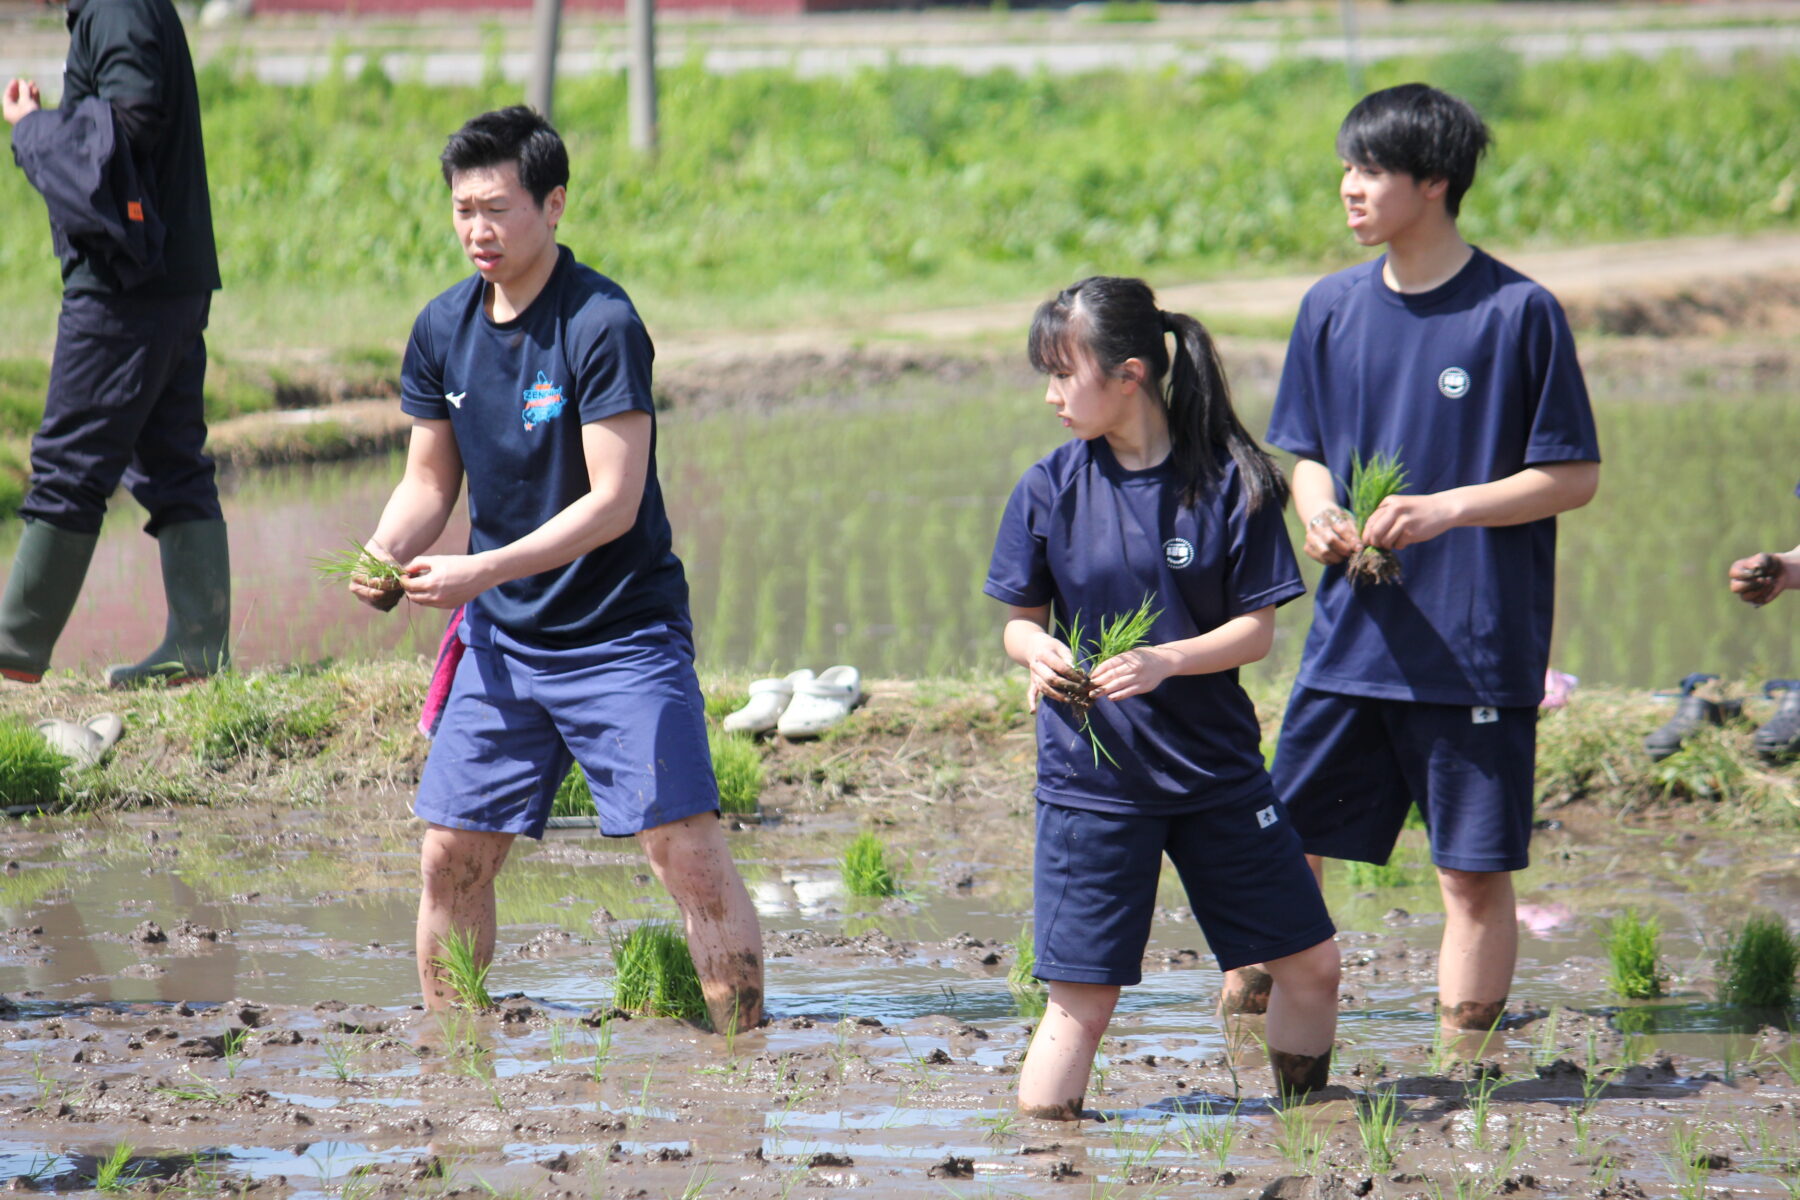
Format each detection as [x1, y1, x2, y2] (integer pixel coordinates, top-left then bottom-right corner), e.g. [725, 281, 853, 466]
[18, 363, 1800, 691]
[2, 779, 1798, 1198]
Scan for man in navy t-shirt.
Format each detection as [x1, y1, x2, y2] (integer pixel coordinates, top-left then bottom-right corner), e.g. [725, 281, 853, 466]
[1249, 85, 1601, 1034]
[348, 108, 762, 1032]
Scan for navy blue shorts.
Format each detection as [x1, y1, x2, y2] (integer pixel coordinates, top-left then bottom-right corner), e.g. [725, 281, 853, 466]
[1270, 685, 1536, 874]
[1032, 786, 1336, 986]
[415, 616, 720, 839]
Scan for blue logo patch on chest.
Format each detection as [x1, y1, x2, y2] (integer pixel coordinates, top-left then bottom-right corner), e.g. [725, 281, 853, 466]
[1163, 538, 1194, 568]
[522, 371, 566, 429]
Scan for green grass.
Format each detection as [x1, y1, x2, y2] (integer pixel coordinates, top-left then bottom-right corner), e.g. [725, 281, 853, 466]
[1343, 857, 1412, 889]
[178, 669, 338, 767]
[5, 49, 1798, 360]
[709, 728, 764, 814]
[840, 830, 900, 897]
[431, 925, 495, 1011]
[1604, 909, 1667, 1000]
[1714, 912, 1799, 1008]
[612, 921, 709, 1024]
[0, 718, 68, 807]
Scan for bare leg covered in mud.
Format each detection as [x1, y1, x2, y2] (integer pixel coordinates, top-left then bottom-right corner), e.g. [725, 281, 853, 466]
[416, 825, 514, 1010]
[1018, 981, 1117, 1120]
[1221, 854, 1326, 1017]
[638, 812, 765, 1034]
[1262, 937, 1341, 1100]
[1437, 867, 1515, 1035]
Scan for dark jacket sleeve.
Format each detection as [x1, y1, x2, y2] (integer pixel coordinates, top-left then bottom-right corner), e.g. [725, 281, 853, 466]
[10, 98, 166, 289]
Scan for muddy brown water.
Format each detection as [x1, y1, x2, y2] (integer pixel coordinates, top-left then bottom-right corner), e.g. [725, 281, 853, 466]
[2, 797, 1797, 1199]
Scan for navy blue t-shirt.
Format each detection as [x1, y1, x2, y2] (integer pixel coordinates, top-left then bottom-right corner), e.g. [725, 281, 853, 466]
[399, 246, 688, 648]
[1266, 249, 1600, 707]
[985, 439, 1305, 814]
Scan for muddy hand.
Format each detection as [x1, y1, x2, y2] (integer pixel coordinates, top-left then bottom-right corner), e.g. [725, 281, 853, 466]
[1727, 553, 1783, 606]
[1026, 636, 1080, 714]
[1089, 646, 1173, 701]
[348, 540, 406, 612]
[1303, 506, 1360, 566]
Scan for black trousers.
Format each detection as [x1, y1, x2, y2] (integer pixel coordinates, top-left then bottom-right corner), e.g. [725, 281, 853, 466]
[23, 289, 220, 536]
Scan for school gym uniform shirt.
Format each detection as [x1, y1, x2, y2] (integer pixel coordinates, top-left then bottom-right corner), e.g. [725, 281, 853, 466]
[399, 246, 688, 648]
[1266, 249, 1601, 708]
[985, 441, 1305, 814]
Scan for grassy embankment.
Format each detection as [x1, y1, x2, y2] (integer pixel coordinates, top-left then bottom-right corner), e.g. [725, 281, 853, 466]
[0, 664, 1792, 829]
[0, 48, 1796, 512]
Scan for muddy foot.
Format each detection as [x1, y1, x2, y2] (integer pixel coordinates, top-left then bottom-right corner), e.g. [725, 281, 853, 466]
[1270, 1048, 1332, 1102]
[1440, 997, 1508, 1033]
[1018, 1095, 1085, 1121]
[1218, 966, 1273, 1015]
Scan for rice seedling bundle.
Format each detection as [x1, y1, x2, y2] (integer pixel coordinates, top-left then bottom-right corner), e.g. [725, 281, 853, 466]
[1053, 595, 1161, 766]
[841, 831, 900, 897]
[1345, 451, 1408, 587]
[1715, 912, 1799, 1008]
[612, 922, 709, 1024]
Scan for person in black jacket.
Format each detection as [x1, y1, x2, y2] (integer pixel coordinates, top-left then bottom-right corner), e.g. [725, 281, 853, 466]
[2, 0, 227, 688]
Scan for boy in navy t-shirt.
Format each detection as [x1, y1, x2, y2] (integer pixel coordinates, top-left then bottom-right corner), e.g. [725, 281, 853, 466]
[348, 108, 762, 1032]
[1249, 85, 1601, 1033]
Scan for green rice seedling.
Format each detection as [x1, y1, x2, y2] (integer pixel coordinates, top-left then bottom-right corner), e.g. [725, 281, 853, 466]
[431, 925, 495, 1012]
[321, 1034, 357, 1083]
[546, 1020, 569, 1066]
[93, 1143, 135, 1194]
[677, 1168, 716, 1200]
[612, 921, 709, 1024]
[156, 1069, 228, 1105]
[1661, 1122, 1711, 1200]
[1273, 1103, 1328, 1173]
[840, 831, 900, 897]
[311, 540, 407, 594]
[1714, 912, 1800, 1008]
[1464, 1068, 1506, 1152]
[1007, 926, 1041, 993]
[1344, 450, 1409, 587]
[0, 718, 68, 807]
[1175, 1102, 1242, 1172]
[221, 1027, 251, 1078]
[589, 1014, 614, 1083]
[1530, 1009, 1561, 1069]
[1053, 595, 1160, 767]
[1357, 1087, 1403, 1172]
[709, 728, 764, 814]
[550, 764, 590, 819]
[975, 1109, 1021, 1144]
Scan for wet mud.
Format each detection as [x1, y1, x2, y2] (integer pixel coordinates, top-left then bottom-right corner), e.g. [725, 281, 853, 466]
[2, 727, 1799, 1198]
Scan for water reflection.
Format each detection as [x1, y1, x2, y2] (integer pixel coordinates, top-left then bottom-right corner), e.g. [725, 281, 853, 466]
[10, 374, 1797, 688]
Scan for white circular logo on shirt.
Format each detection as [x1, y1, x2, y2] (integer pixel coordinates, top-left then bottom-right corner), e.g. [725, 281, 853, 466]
[1164, 538, 1194, 568]
[1439, 366, 1471, 399]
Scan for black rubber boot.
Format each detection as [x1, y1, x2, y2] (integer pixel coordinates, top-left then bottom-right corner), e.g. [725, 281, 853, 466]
[1753, 681, 1800, 763]
[1643, 673, 1741, 762]
[106, 518, 231, 688]
[0, 521, 100, 683]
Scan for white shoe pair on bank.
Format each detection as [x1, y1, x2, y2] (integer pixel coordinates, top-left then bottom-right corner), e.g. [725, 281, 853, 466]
[721, 666, 862, 738]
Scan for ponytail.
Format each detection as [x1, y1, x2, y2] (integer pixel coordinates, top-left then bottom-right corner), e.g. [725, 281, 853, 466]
[1028, 276, 1289, 514]
[1161, 310, 1289, 514]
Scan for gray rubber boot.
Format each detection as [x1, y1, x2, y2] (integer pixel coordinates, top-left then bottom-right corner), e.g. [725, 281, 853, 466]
[106, 518, 232, 689]
[0, 521, 100, 683]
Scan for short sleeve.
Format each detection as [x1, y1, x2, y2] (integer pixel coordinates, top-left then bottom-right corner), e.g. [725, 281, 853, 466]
[573, 301, 656, 423]
[984, 466, 1054, 608]
[1223, 469, 1306, 617]
[1520, 290, 1601, 466]
[1265, 296, 1326, 462]
[399, 309, 448, 421]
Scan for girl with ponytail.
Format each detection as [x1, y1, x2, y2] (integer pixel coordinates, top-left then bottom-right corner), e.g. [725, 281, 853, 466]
[985, 276, 1341, 1116]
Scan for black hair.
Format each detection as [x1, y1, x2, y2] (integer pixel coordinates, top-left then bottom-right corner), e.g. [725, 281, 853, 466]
[439, 106, 570, 208]
[1336, 83, 1491, 217]
[1028, 276, 1288, 514]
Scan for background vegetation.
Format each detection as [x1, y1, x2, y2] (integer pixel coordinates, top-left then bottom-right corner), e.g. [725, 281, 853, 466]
[1, 47, 1797, 360]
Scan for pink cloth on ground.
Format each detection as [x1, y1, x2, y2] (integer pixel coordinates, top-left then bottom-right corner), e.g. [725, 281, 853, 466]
[417, 605, 466, 737]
